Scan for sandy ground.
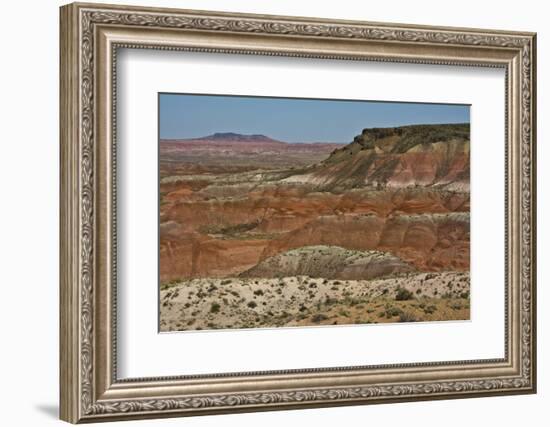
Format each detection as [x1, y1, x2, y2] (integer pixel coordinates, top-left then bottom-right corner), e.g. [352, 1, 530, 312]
[159, 271, 470, 331]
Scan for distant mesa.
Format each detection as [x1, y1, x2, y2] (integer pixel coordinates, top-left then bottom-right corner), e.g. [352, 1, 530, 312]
[196, 132, 284, 143]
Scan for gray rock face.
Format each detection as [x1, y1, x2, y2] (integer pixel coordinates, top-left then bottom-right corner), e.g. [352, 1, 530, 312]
[239, 245, 414, 280]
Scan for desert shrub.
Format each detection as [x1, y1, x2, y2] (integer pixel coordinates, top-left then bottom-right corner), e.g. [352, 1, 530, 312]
[395, 288, 414, 301]
[220, 279, 231, 285]
[423, 305, 437, 314]
[253, 289, 264, 296]
[415, 288, 422, 294]
[160, 278, 184, 290]
[311, 313, 329, 323]
[247, 301, 257, 309]
[398, 311, 418, 322]
[385, 306, 404, 318]
[210, 302, 220, 313]
[460, 291, 470, 299]
[449, 301, 464, 310]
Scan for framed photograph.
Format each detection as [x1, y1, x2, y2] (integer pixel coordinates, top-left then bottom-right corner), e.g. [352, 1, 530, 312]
[60, 2, 537, 423]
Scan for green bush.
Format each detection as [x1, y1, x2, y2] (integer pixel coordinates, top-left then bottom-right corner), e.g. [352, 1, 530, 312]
[395, 288, 414, 301]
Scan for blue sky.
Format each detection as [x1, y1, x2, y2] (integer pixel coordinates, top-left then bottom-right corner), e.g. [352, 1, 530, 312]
[159, 93, 470, 143]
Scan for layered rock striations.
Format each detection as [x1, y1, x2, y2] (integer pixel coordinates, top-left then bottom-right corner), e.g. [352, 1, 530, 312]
[283, 123, 470, 191]
[160, 124, 470, 283]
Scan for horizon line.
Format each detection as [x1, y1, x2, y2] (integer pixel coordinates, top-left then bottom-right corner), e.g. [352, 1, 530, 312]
[159, 122, 470, 144]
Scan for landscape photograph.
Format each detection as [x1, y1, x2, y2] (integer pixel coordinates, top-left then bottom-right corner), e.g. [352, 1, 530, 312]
[158, 93, 471, 332]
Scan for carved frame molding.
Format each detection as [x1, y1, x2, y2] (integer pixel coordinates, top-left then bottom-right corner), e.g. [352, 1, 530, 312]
[60, 2, 536, 423]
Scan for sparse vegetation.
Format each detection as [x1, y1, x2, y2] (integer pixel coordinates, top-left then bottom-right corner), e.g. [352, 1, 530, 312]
[423, 305, 437, 315]
[160, 272, 470, 331]
[399, 311, 418, 322]
[384, 306, 404, 318]
[395, 288, 414, 301]
[311, 313, 329, 323]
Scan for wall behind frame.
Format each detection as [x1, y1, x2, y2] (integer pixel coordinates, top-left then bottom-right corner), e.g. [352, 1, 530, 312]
[0, 0, 545, 426]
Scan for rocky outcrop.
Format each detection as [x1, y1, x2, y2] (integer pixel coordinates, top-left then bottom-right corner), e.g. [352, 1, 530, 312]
[283, 123, 470, 191]
[239, 245, 414, 280]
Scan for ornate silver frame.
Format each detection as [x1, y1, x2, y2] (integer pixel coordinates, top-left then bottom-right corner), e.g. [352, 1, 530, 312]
[60, 2, 536, 423]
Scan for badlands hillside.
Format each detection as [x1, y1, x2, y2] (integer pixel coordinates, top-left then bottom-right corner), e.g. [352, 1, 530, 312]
[159, 123, 470, 331]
